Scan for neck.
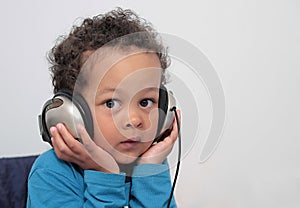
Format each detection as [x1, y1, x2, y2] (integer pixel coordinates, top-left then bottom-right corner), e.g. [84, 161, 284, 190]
[118, 160, 138, 176]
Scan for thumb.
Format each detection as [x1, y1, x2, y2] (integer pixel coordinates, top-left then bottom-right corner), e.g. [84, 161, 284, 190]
[77, 124, 94, 152]
[77, 124, 119, 173]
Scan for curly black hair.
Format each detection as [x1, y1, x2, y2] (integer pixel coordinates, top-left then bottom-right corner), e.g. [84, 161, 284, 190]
[48, 7, 170, 93]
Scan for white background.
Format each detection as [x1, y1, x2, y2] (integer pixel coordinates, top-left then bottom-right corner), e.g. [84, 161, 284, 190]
[0, 0, 299, 207]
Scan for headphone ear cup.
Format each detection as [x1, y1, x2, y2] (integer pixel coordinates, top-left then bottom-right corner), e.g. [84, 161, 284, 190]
[39, 99, 55, 144]
[157, 85, 169, 137]
[155, 85, 176, 142]
[38, 90, 94, 145]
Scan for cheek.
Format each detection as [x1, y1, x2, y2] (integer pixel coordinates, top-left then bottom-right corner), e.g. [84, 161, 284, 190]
[94, 112, 119, 143]
[143, 109, 159, 140]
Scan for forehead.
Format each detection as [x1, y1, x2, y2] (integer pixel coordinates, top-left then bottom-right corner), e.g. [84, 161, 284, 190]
[99, 52, 162, 94]
[78, 49, 162, 97]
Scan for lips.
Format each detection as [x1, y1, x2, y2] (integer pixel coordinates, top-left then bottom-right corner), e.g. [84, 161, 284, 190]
[120, 138, 141, 149]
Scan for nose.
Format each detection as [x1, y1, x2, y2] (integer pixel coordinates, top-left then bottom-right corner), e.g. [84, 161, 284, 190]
[125, 108, 143, 129]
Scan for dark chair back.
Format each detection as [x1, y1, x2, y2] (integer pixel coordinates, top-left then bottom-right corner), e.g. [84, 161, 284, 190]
[0, 155, 38, 208]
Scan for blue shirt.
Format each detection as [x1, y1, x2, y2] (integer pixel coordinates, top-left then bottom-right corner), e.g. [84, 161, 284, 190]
[26, 149, 176, 207]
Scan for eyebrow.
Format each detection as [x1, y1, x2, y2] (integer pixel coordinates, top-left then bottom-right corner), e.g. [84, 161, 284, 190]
[97, 87, 158, 95]
[142, 87, 159, 92]
[97, 87, 119, 95]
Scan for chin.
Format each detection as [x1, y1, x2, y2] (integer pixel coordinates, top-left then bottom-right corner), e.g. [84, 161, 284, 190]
[115, 154, 139, 165]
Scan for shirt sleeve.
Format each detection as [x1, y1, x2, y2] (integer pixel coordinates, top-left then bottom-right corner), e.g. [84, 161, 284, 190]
[26, 155, 127, 208]
[129, 162, 177, 208]
[83, 170, 127, 207]
[26, 167, 82, 207]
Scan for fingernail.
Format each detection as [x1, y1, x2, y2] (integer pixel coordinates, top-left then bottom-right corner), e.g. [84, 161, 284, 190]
[50, 127, 55, 134]
[57, 123, 63, 130]
[77, 124, 84, 132]
[77, 123, 84, 129]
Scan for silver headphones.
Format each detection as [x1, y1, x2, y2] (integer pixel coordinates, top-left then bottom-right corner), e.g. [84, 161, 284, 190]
[38, 86, 176, 145]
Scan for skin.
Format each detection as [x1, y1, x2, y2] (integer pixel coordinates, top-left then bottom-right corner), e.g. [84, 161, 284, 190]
[50, 51, 180, 174]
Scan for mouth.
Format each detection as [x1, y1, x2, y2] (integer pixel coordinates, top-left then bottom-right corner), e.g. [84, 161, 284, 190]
[120, 138, 141, 149]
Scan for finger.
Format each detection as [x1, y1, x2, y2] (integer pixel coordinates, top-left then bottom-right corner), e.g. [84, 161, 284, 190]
[173, 109, 181, 129]
[176, 109, 181, 122]
[77, 124, 95, 152]
[50, 126, 68, 150]
[77, 124, 120, 173]
[56, 123, 84, 155]
[149, 111, 180, 151]
[153, 115, 180, 151]
[168, 117, 179, 143]
[168, 109, 181, 141]
[77, 124, 108, 159]
[50, 126, 76, 161]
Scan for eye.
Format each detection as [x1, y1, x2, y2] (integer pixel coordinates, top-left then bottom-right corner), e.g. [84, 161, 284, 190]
[104, 99, 120, 109]
[140, 98, 154, 108]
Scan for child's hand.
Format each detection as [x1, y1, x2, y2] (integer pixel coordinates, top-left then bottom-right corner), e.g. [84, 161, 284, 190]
[50, 123, 120, 174]
[137, 110, 181, 165]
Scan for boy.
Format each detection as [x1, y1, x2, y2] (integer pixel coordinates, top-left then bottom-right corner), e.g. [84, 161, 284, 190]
[27, 8, 179, 207]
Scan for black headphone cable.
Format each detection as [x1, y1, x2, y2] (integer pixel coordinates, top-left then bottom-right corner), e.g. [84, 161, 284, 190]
[167, 107, 181, 208]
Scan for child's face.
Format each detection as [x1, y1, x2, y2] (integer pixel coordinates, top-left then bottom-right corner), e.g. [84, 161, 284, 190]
[87, 52, 162, 164]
